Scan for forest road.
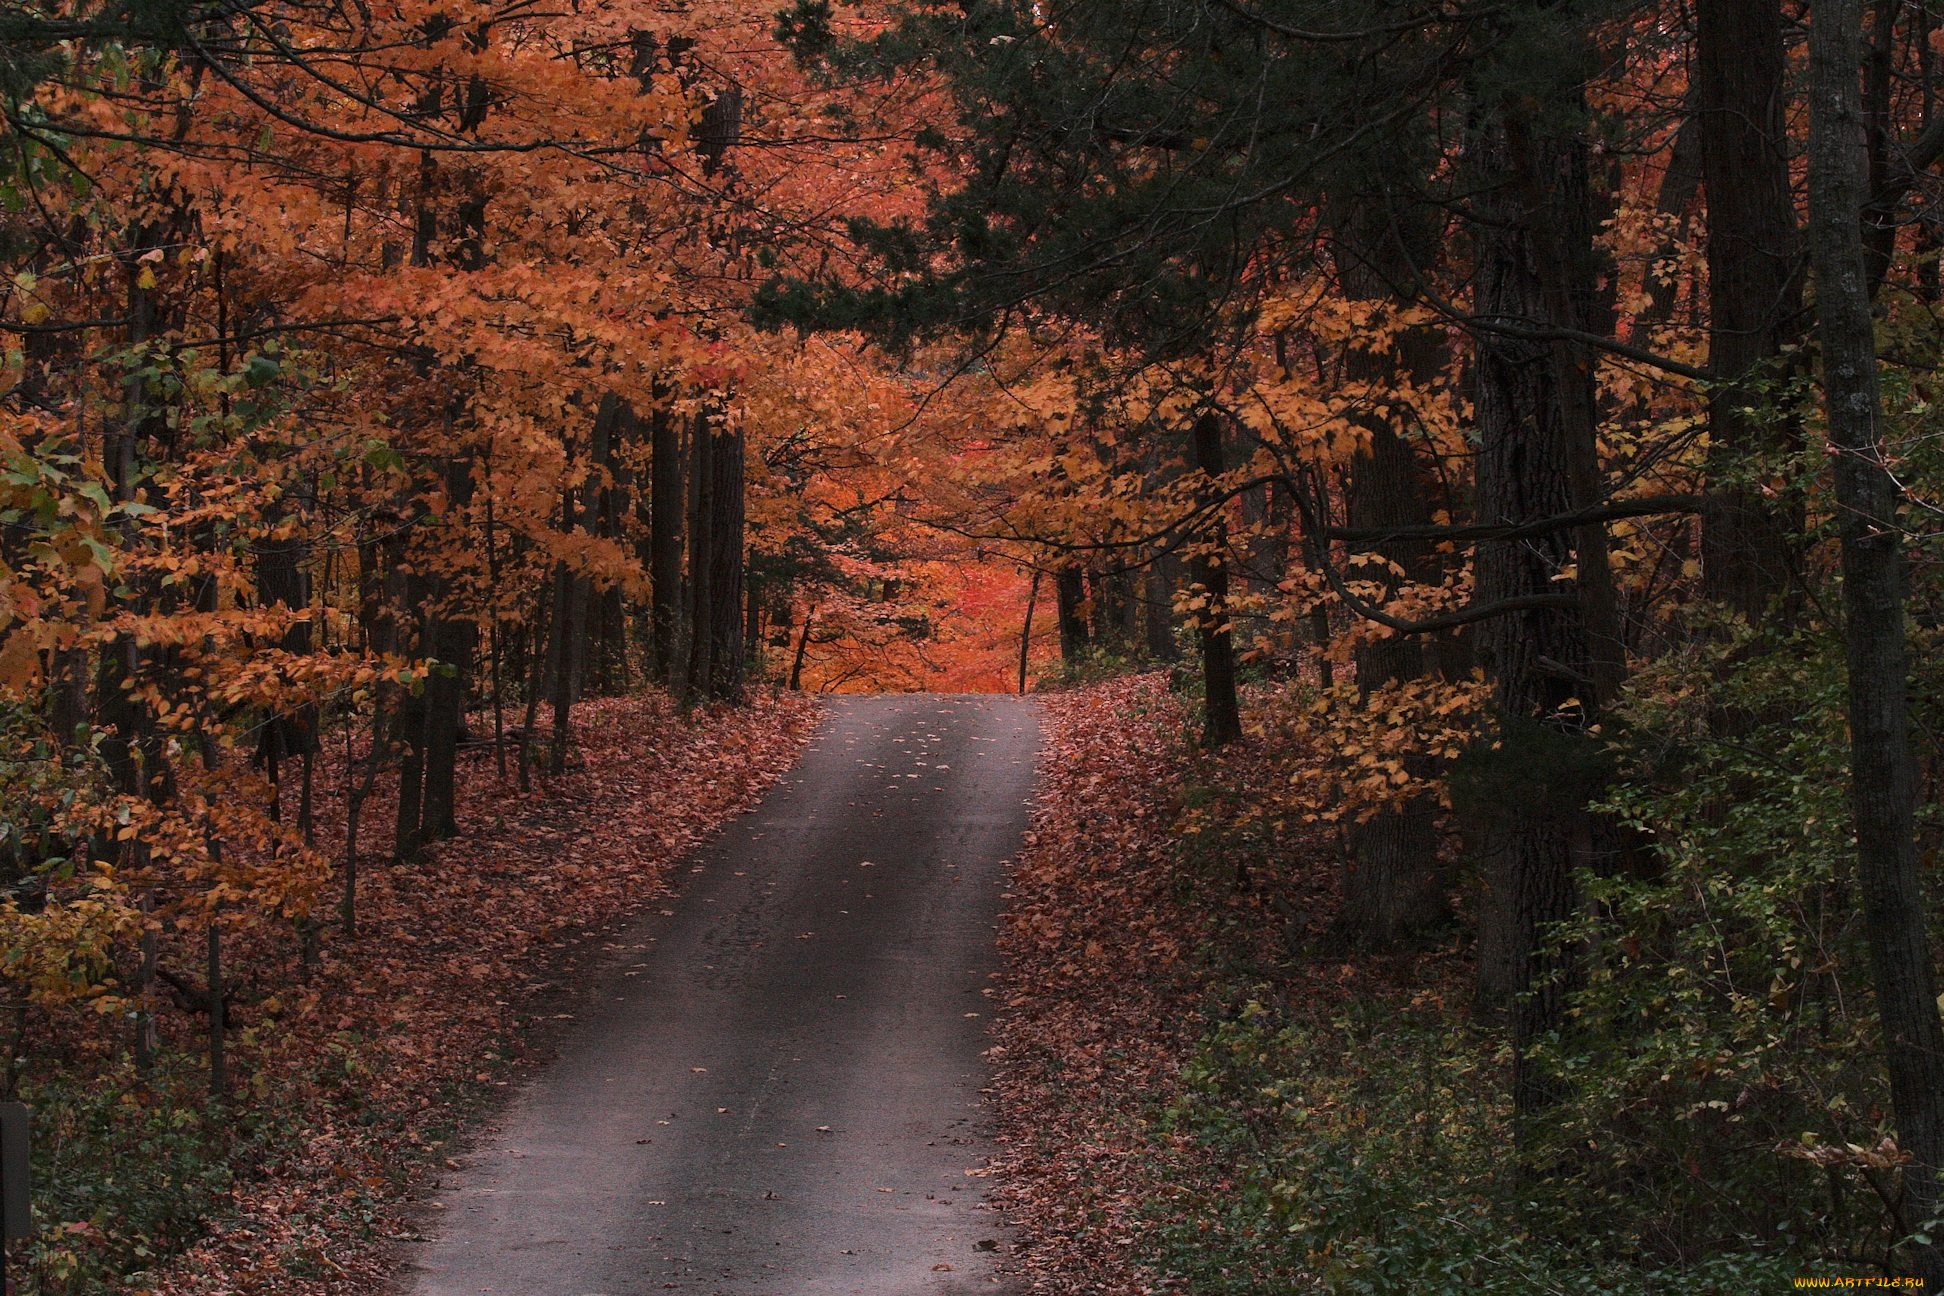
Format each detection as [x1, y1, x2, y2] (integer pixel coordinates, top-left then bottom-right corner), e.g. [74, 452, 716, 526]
[404, 694, 1039, 1296]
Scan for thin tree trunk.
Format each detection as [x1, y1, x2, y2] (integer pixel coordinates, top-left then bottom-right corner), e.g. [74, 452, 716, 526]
[546, 565, 575, 775]
[484, 489, 506, 780]
[134, 890, 157, 1073]
[705, 411, 746, 701]
[1807, 5, 1944, 1280]
[1019, 570, 1041, 693]
[1191, 412, 1242, 747]
[789, 605, 815, 691]
[519, 571, 556, 790]
[650, 391, 684, 684]
[421, 456, 477, 841]
[391, 549, 428, 862]
[686, 406, 717, 699]
[206, 915, 225, 1099]
[341, 705, 385, 936]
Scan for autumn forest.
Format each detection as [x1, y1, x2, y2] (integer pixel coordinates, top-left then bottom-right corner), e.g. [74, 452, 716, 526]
[1, 0, 1943, 1289]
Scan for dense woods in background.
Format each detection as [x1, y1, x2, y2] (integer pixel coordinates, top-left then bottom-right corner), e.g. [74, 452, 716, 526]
[7, 0, 1944, 1288]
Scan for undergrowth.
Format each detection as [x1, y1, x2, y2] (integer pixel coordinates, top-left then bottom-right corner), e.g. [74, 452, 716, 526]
[1000, 664, 1921, 1294]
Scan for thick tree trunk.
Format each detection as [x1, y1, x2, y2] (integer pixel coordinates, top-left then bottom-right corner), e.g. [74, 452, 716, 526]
[1143, 559, 1180, 661]
[420, 614, 475, 841]
[1054, 564, 1090, 661]
[1807, 6, 1944, 1282]
[1335, 235, 1450, 949]
[1094, 569, 1135, 649]
[1338, 423, 1447, 948]
[592, 396, 633, 695]
[546, 441, 583, 776]
[1696, 0, 1805, 621]
[1467, 106, 1606, 1114]
[1191, 412, 1242, 747]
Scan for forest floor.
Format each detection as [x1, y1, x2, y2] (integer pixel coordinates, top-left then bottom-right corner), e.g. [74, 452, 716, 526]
[110, 689, 821, 1296]
[985, 673, 1468, 1294]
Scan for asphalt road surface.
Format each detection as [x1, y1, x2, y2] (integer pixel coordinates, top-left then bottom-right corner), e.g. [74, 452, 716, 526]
[406, 695, 1039, 1296]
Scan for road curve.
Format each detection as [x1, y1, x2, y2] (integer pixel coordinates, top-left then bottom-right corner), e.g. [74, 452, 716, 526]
[404, 694, 1039, 1296]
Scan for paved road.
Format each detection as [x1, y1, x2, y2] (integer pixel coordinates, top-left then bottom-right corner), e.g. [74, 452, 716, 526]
[406, 695, 1039, 1296]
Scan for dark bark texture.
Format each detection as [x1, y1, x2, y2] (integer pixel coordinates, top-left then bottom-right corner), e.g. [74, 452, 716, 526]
[1807, 2, 1944, 1282]
[1696, 0, 1805, 621]
[1191, 412, 1242, 747]
[1467, 104, 1607, 1114]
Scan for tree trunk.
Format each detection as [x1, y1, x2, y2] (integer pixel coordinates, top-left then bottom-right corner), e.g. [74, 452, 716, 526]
[649, 391, 685, 684]
[789, 605, 815, 690]
[421, 456, 477, 842]
[1191, 412, 1242, 746]
[545, 564, 576, 775]
[1807, 5, 1944, 1280]
[1467, 102, 1606, 1115]
[1334, 231, 1450, 949]
[1054, 564, 1090, 661]
[1019, 569, 1041, 693]
[705, 410, 746, 701]
[593, 396, 633, 695]
[686, 405, 718, 699]
[1696, 0, 1805, 621]
[391, 555, 429, 863]
[1144, 553, 1181, 661]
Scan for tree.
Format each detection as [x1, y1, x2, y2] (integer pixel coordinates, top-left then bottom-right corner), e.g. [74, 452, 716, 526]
[1807, 0, 1944, 1278]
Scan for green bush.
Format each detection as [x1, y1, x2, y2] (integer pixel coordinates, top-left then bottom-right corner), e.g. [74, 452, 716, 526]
[16, 1053, 320, 1295]
[1146, 1000, 1814, 1295]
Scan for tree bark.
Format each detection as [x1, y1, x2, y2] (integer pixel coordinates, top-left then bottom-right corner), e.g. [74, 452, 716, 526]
[649, 391, 685, 684]
[1018, 569, 1041, 692]
[390, 546, 429, 862]
[686, 406, 717, 699]
[1191, 412, 1242, 747]
[705, 408, 746, 701]
[1144, 552, 1182, 661]
[1334, 231, 1450, 949]
[421, 456, 477, 842]
[1807, 4, 1944, 1280]
[1467, 101, 1606, 1115]
[1696, 0, 1805, 621]
[1054, 564, 1090, 661]
[789, 605, 815, 690]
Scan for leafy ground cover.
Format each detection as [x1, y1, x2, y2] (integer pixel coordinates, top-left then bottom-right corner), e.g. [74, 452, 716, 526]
[985, 672, 1345, 1294]
[27, 689, 817, 1296]
[987, 674, 1823, 1295]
